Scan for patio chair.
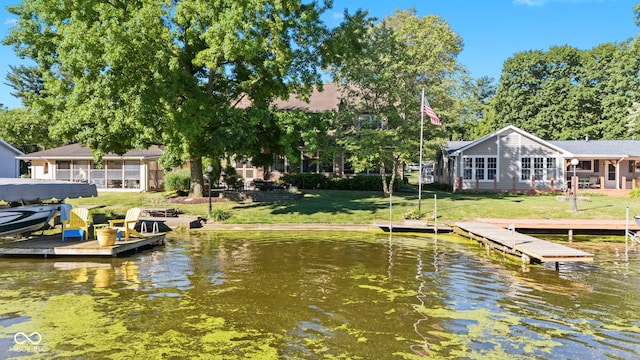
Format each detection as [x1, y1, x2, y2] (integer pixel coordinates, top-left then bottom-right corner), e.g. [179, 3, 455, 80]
[108, 207, 144, 240]
[588, 176, 599, 189]
[62, 207, 90, 242]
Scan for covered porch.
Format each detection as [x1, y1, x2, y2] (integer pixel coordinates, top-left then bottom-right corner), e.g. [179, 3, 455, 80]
[565, 157, 640, 192]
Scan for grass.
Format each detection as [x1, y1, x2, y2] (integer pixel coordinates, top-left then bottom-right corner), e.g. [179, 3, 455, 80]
[65, 188, 640, 224]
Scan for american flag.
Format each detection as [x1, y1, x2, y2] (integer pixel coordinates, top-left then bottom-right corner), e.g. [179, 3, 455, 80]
[421, 96, 442, 126]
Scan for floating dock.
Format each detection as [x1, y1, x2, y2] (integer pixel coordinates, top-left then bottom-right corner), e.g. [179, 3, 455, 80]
[0, 233, 165, 257]
[455, 220, 594, 264]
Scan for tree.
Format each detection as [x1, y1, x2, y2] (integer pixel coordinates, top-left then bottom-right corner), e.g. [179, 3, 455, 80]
[4, 0, 364, 197]
[490, 41, 639, 140]
[332, 9, 463, 196]
[0, 108, 62, 153]
[5, 65, 45, 108]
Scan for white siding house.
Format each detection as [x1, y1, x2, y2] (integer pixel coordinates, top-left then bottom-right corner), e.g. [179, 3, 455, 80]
[0, 138, 24, 178]
[437, 125, 640, 192]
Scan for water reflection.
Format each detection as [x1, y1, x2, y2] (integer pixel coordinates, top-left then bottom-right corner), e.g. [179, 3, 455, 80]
[0, 233, 639, 359]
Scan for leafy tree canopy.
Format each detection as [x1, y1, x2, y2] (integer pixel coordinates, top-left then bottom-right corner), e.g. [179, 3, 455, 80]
[4, 0, 365, 197]
[332, 8, 463, 195]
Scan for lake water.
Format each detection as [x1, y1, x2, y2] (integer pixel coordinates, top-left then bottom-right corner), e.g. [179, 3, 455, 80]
[0, 231, 639, 359]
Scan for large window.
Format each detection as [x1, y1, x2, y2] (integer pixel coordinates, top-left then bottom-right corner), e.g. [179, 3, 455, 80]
[55, 159, 144, 189]
[56, 161, 71, 181]
[521, 156, 558, 181]
[463, 156, 497, 181]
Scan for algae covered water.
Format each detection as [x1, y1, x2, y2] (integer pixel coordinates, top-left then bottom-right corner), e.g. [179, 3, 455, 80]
[0, 231, 639, 359]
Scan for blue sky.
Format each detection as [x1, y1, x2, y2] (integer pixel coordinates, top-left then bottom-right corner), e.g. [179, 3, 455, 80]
[0, 0, 638, 109]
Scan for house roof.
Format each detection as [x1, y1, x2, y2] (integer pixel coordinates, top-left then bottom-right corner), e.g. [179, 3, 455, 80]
[0, 138, 24, 156]
[18, 143, 163, 160]
[443, 141, 472, 155]
[273, 83, 344, 112]
[444, 125, 640, 159]
[448, 125, 569, 156]
[549, 140, 640, 158]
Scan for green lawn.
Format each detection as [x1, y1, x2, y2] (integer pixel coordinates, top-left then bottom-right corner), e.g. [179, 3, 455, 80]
[66, 189, 640, 224]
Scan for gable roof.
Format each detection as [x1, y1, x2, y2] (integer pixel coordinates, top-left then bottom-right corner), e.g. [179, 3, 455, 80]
[18, 143, 163, 160]
[0, 138, 24, 156]
[448, 125, 569, 156]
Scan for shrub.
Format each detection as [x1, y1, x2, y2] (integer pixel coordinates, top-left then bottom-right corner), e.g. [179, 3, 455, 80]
[630, 188, 640, 199]
[210, 208, 231, 221]
[402, 208, 432, 220]
[165, 169, 191, 193]
[281, 173, 330, 189]
[282, 173, 402, 191]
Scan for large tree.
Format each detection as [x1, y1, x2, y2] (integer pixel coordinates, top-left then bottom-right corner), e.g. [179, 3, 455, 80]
[4, 0, 363, 197]
[332, 9, 463, 196]
[490, 41, 640, 140]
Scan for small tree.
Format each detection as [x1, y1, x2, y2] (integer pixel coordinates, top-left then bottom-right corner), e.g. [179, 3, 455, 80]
[333, 9, 463, 196]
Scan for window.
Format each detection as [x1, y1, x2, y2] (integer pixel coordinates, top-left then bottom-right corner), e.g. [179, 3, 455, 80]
[487, 158, 497, 180]
[475, 158, 485, 180]
[629, 160, 636, 174]
[463, 158, 473, 180]
[577, 160, 592, 171]
[534, 158, 544, 181]
[546, 158, 557, 180]
[522, 156, 557, 182]
[521, 158, 531, 181]
[72, 160, 89, 182]
[462, 156, 497, 181]
[608, 164, 616, 181]
[56, 161, 71, 181]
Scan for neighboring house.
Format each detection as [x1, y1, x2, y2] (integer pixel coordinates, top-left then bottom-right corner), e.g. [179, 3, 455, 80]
[0, 139, 23, 178]
[436, 125, 640, 192]
[227, 83, 355, 186]
[18, 144, 164, 192]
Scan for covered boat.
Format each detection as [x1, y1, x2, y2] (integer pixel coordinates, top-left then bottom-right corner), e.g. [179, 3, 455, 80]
[0, 178, 97, 237]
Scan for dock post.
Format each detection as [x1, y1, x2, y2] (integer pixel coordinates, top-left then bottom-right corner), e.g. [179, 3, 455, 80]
[625, 206, 629, 261]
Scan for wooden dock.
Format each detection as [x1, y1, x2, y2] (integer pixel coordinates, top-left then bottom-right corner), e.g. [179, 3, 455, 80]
[0, 233, 166, 257]
[375, 220, 452, 233]
[455, 220, 593, 264]
[476, 218, 640, 238]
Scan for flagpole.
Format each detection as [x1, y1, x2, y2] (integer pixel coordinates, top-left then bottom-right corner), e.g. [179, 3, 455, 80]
[418, 89, 425, 214]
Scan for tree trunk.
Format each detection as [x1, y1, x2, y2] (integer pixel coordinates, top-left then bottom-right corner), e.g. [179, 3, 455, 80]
[189, 156, 205, 198]
[380, 161, 390, 196]
[381, 159, 398, 197]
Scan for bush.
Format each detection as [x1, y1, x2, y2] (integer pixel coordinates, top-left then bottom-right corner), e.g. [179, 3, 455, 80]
[282, 173, 402, 192]
[165, 169, 191, 193]
[630, 188, 640, 199]
[281, 173, 330, 189]
[210, 208, 231, 221]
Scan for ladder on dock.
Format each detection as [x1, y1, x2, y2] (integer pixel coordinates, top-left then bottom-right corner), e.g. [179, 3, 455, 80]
[456, 221, 593, 264]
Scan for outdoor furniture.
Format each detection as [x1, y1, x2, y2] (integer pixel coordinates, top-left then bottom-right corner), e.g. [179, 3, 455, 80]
[62, 207, 90, 242]
[588, 176, 599, 189]
[108, 207, 144, 240]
